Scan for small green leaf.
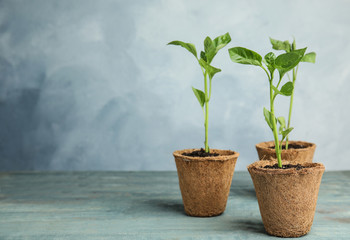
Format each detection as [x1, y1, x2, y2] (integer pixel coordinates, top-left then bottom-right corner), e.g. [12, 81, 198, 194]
[271, 82, 293, 97]
[168, 40, 197, 59]
[270, 37, 291, 52]
[213, 32, 231, 52]
[277, 116, 286, 128]
[275, 51, 305, 78]
[263, 107, 275, 130]
[204, 37, 216, 63]
[192, 87, 206, 107]
[280, 82, 294, 96]
[292, 48, 307, 57]
[271, 85, 282, 96]
[301, 52, 316, 63]
[198, 59, 221, 80]
[292, 38, 296, 51]
[282, 127, 294, 139]
[204, 37, 214, 53]
[228, 47, 262, 66]
[277, 116, 286, 134]
[275, 51, 304, 69]
[267, 66, 275, 76]
[267, 65, 276, 76]
[275, 53, 299, 69]
[200, 51, 207, 62]
[264, 52, 276, 66]
[264, 52, 276, 75]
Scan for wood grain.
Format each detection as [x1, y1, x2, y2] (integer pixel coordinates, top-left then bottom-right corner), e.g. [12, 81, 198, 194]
[0, 171, 349, 239]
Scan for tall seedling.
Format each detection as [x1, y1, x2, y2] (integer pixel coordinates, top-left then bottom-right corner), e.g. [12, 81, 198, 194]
[270, 38, 316, 149]
[228, 45, 306, 167]
[168, 33, 231, 153]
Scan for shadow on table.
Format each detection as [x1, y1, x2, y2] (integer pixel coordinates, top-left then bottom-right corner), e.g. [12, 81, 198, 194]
[231, 219, 266, 235]
[143, 198, 186, 216]
[229, 183, 256, 199]
[229, 187, 256, 198]
[229, 176, 257, 198]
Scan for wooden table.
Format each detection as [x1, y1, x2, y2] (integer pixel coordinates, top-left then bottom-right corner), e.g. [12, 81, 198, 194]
[0, 171, 349, 239]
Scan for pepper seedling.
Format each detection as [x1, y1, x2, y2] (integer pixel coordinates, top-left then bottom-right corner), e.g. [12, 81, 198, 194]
[269, 38, 316, 149]
[228, 44, 306, 167]
[168, 33, 231, 153]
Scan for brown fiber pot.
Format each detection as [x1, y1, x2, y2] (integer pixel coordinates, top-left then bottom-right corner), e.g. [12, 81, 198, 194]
[173, 149, 239, 217]
[256, 141, 316, 163]
[248, 160, 325, 238]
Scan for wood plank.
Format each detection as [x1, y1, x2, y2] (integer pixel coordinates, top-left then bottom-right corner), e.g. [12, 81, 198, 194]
[0, 171, 349, 239]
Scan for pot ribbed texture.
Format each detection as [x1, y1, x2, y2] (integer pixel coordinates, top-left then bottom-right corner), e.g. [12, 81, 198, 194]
[173, 149, 239, 217]
[248, 160, 325, 237]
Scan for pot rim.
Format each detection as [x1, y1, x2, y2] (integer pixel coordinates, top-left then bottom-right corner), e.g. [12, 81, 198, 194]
[247, 160, 325, 175]
[256, 140, 316, 152]
[173, 148, 239, 162]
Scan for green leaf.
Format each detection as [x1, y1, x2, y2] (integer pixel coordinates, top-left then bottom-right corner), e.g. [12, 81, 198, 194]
[271, 82, 294, 97]
[282, 127, 294, 139]
[198, 59, 221, 80]
[204, 37, 216, 63]
[301, 52, 316, 63]
[275, 51, 305, 78]
[203, 33, 231, 64]
[213, 32, 231, 52]
[292, 48, 307, 57]
[192, 87, 206, 107]
[228, 47, 262, 66]
[276, 53, 300, 70]
[275, 51, 305, 69]
[264, 52, 276, 75]
[263, 107, 275, 131]
[292, 38, 296, 51]
[277, 116, 286, 128]
[168, 40, 197, 59]
[267, 66, 275, 76]
[264, 52, 276, 66]
[270, 37, 291, 52]
[280, 82, 294, 96]
[200, 51, 207, 62]
[271, 85, 282, 96]
[204, 37, 214, 53]
[277, 116, 286, 134]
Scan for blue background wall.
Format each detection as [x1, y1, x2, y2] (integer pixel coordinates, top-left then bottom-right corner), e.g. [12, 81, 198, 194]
[0, 0, 349, 171]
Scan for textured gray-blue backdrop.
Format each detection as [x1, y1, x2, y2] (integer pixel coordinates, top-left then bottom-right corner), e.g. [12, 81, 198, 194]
[0, 0, 349, 171]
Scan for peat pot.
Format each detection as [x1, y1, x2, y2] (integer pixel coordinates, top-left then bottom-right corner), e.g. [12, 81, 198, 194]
[248, 160, 325, 237]
[173, 149, 239, 217]
[256, 141, 316, 163]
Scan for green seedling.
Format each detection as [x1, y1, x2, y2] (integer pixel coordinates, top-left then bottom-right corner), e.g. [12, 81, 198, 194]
[168, 33, 231, 153]
[270, 38, 316, 149]
[228, 44, 306, 167]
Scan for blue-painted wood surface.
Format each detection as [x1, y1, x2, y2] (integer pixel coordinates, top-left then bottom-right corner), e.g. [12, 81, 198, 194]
[0, 171, 349, 239]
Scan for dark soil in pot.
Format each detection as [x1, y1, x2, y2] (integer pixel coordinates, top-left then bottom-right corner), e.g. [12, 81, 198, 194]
[268, 143, 305, 150]
[256, 140, 316, 163]
[248, 160, 325, 237]
[263, 163, 307, 170]
[173, 149, 239, 217]
[182, 148, 219, 157]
